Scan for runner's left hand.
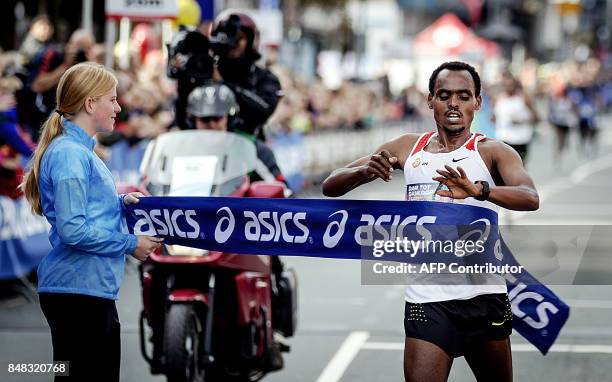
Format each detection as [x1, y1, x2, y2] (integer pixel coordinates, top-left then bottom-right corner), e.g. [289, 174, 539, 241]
[432, 165, 480, 199]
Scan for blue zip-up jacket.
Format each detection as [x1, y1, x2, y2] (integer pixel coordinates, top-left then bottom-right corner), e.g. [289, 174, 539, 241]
[37, 119, 138, 299]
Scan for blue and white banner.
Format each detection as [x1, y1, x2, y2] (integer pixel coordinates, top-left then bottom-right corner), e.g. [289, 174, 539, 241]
[0, 196, 50, 280]
[126, 197, 569, 354]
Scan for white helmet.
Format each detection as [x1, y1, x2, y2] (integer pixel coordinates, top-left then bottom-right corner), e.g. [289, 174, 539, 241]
[187, 83, 239, 118]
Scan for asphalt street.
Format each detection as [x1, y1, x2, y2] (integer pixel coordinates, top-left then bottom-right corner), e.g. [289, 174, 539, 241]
[1, 119, 612, 382]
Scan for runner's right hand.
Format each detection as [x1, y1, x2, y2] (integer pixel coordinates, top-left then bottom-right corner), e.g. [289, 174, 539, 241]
[360, 149, 397, 182]
[132, 236, 164, 261]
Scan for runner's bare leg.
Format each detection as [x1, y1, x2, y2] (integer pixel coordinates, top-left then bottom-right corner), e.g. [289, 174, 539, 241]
[404, 337, 452, 382]
[464, 337, 512, 382]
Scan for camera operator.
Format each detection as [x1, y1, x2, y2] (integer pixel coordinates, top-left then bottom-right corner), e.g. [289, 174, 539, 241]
[209, 12, 282, 140]
[167, 28, 214, 130]
[210, 12, 289, 187]
[168, 13, 288, 186]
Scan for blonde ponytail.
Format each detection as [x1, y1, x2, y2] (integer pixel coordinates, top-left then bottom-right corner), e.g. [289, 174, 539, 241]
[21, 112, 64, 215]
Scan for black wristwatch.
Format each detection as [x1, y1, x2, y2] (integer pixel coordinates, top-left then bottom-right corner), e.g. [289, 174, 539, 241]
[474, 180, 490, 201]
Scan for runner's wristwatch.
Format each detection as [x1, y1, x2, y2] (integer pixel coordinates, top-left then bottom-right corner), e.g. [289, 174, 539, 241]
[474, 180, 490, 201]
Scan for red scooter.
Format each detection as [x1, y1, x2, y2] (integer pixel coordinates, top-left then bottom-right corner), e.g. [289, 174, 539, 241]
[132, 131, 297, 382]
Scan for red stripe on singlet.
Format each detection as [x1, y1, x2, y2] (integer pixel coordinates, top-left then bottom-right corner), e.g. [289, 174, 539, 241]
[465, 133, 484, 151]
[409, 131, 436, 157]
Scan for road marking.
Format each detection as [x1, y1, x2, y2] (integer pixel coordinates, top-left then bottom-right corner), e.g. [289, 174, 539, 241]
[361, 341, 612, 354]
[570, 153, 612, 184]
[316, 331, 370, 382]
[509, 152, 612, 222]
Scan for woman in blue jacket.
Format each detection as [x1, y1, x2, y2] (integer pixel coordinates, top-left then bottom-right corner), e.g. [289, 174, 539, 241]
[21, 62, 163, 382]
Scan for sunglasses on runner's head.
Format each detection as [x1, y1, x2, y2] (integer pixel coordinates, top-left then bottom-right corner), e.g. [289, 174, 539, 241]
[197, 116, 224, 123]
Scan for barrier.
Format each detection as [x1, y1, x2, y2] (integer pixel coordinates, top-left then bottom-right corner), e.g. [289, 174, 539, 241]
[0, 196, 51, 280]
[270, 120, 433, 181]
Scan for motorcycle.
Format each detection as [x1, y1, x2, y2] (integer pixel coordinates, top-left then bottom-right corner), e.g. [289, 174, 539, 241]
[134, 130, 297, 382]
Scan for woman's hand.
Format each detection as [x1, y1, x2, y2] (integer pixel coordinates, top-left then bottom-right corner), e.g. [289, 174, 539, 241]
[132, 236, 164, 261]
[123, 192, 144, 205]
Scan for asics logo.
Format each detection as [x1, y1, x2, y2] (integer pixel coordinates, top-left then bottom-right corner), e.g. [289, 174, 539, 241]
[455, 218, 491, 257]
[133, 209, 200, 238]
[506, 274, 560, 330]
[323, 210, 348, 248]
[214, 207, 235, 243]
[215, 207, 310, 244]
[354, 214, 437, 245]
[244, 211, 309, 243]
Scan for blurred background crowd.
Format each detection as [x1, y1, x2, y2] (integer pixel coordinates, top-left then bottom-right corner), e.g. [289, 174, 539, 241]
[0, 0, 611, 194]
[1, 4, 612, 381]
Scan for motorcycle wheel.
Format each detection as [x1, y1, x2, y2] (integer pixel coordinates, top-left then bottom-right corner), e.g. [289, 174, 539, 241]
[241, 370, 266, 382]
[218, 370, 265, 382]
[164, 304, 205, 382]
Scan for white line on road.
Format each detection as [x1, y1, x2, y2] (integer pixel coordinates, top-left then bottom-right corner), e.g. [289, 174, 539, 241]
[361, 342, 612, 354]
[510, 152, 612, 222]
[316, 331, 370, 382]
[570, 153, 612, 184]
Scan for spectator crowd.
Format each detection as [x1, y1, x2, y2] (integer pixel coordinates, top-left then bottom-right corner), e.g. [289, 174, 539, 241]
[0, 16, 611, 192]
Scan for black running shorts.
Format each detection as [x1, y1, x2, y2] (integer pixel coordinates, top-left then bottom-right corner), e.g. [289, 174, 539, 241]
[404, 293, 512, 358]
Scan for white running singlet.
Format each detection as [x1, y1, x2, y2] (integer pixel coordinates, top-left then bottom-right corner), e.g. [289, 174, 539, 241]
[403, 131, 507, 303]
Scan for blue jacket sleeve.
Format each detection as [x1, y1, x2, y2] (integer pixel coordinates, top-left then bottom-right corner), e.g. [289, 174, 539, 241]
[53, 178, 137, 257]
[51, 151, 137, 257]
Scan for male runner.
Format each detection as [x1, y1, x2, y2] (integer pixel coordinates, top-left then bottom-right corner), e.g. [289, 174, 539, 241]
[322, 61, 539, 382]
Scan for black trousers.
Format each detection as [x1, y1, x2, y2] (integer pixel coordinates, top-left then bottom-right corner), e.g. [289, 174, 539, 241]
[39, 293, 121, 382]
